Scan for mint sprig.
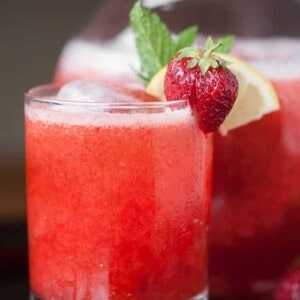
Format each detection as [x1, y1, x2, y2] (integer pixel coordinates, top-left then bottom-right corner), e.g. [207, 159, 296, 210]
[130, 1, 198, 85]
[130, 1, 235, 84]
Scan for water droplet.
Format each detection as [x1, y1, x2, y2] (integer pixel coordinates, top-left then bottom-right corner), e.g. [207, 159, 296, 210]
[193, 218, 200, 224]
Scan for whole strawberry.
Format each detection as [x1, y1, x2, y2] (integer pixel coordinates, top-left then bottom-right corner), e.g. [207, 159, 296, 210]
[164, 44, 239, 133]
[275, 265, 300, 300]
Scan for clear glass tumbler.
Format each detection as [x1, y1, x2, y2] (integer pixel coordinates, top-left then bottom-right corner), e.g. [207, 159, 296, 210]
[25, 84, 212, 299]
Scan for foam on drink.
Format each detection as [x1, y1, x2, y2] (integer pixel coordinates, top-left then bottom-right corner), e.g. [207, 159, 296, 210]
[25, 82, 193, 128]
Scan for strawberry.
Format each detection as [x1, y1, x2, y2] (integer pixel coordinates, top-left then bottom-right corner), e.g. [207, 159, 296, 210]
[275, 264, 300, 300]
[164, 44, 238, 133]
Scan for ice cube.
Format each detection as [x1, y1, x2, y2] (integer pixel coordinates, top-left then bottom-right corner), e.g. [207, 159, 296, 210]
[57, 80, 139, 103]
[56, 80, 158, 104]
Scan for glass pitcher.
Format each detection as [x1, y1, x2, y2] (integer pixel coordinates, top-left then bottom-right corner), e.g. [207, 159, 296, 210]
[54, 0, 300, 299]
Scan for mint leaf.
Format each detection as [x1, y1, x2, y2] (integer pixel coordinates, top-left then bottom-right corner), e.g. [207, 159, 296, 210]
[130, 1, 198, 85]
[176, 26, 198, 52]
[205, 35, 235, 54]
[217, 35, 235, 54]
[130, 1, 176, 85]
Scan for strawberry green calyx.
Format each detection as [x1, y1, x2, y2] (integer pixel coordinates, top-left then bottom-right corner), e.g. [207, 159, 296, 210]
[203, 42, 223, 57]
[178, 42, 231, 75]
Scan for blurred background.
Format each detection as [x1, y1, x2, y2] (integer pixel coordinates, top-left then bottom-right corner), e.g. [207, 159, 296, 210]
[1, 0, 300, 298]
[1, 0, 98, 298]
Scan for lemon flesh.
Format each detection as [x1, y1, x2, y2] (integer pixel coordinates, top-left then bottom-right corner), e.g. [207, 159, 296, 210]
[217, 54, 279, 135]
[146, 66, 168, 101]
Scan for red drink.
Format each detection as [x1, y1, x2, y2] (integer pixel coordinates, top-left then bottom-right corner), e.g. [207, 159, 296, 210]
[210, 40, 300, 298]
[25, 85, 212, 300]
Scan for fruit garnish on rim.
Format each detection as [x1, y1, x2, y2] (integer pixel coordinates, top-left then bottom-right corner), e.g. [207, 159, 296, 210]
[164, 45, 238, 133]
[130, 0, 280, 134]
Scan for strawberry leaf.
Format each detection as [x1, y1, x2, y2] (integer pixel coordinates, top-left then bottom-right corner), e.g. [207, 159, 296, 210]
[208, 58, 219, 68]
[178, 47, 202, 60]
[187, 57, 199, 68]
[204, 36, 215, 50]
[199, 58, 211, 75]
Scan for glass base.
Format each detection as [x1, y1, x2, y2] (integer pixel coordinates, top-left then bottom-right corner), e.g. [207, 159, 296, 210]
[191, 289, 208, 300]
[29, 293, 42, 300]
[30, 289, 208, 300]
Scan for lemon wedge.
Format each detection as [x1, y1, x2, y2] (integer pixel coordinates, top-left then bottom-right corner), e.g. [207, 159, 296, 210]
[146, 54, 280, 134]
[217, 54, 280, 134]
[146, 66, 168, 101]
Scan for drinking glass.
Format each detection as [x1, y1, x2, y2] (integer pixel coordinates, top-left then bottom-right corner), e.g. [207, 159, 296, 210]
[25, 84, 212, 299]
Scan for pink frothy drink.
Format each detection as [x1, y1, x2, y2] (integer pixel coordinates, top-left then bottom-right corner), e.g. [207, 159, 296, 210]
[26, 80, 212, 299]
[210, 38, 300, 298]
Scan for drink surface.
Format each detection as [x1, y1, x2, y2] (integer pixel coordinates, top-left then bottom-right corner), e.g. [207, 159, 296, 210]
[211, 78, 300, 297]
[25, 99, 212, 300]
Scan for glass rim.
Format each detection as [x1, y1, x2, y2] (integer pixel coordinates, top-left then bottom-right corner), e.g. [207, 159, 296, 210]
[25, 83, 188, 109]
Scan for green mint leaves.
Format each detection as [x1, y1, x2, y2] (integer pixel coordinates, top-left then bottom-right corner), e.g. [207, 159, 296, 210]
[130, 1, 235, 83]
[204, 35, 235, 54]
[130, 1, 198, 85]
